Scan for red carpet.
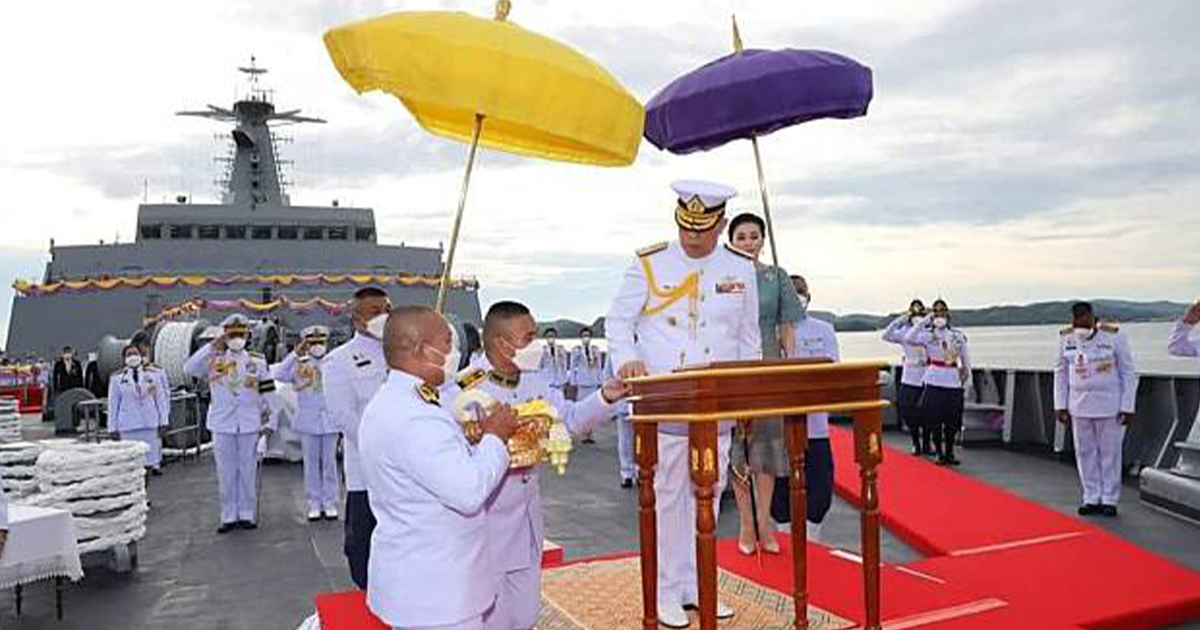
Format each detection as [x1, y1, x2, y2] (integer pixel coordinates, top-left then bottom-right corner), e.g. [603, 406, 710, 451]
[317, 430, 1200, 629]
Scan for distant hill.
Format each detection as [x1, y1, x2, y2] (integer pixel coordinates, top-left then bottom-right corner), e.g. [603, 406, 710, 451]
[543, 299, 1189, 335]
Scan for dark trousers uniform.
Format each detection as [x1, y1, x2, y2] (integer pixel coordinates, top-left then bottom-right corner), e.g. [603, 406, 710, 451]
[770, 437, 834, 525]
[897, 383, 930, 453]
[919, 385, 964, 460]
[344, 490, 376, 589]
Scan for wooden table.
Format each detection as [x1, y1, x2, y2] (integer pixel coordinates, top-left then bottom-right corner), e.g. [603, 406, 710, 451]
[628, 359, 888, 630]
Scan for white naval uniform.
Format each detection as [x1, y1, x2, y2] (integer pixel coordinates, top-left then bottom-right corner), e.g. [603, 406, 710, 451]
[107, 364, 171, 469]
[605, 241, 761, 609]
[360, 370, 510, 630]
[568, 345, 605, 401]
[1168, 319, 1200, 359]
[275, 352, 340, 513]
[323, 333, 387, 495]
[607, 358, 636, 482]
[184, 343, 273, 524]
[881, 315, 929, 387]
[1054, 325, 1138, 506]
[792, 316, 840, 439]
[904, 315, 972, 391]
[442, 355, 614, 630]
[538, 345, 570, 391]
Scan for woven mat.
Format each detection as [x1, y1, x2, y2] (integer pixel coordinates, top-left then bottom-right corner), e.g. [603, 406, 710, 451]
[538, 557, 852, 630]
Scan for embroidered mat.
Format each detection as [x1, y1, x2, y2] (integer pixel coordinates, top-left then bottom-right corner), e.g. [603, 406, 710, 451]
[538, 557, 853, 630]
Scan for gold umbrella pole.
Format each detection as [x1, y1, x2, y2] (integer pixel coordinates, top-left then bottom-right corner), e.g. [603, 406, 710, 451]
[435, 113, 485, 313]
[750, 135, 781, 269]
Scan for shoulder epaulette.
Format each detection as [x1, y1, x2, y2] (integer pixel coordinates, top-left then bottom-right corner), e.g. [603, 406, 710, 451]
[249, 351, 265, 359]
[456, 367, 486, 390]
[145, 363, 162, 370]
[1099, 322, 1120, 333]
[1060, 326, 1073, 335]
[636, 241, 668, 257]
[724, 243, 754, 260]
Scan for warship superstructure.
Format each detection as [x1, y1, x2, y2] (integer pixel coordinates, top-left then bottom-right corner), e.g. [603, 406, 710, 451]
[5, 60, 481, 357]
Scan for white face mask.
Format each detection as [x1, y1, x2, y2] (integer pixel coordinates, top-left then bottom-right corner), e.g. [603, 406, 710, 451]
[365, 314, 388, 340]
[227, 337, 247, 352]
[308, 344, 327, 358]
[1073, 327, 1093, 340]
[427, 344, 460, 384]
[580, 336, 592, 346]
[512, 339, 544, 372]
[125, 355, 142, 368]
[798, 295, 811, 310]
[933, 317, 949, 329]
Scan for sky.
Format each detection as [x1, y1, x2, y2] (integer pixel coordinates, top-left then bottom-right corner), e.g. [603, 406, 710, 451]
[2, 0, 1198, 343]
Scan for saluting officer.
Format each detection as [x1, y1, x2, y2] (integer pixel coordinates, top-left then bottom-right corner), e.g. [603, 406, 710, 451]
[108, 343, 172, 474]
[322, 286, 391, 589]
[184, 314, 276, 533]
[905, 299, 972, 465]
[882, 299, 932, 456]
[568, 327, 606, 443]
[1054, 301, 1138, 517]
[606, 179, 761, 628]
[443, 301, 626, 630]
[1168, 298, 1200, 359]
[275, 325, 340, 521]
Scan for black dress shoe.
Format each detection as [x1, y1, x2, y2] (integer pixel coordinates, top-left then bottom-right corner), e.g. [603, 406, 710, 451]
[621, 478, 634, 489]
[1100, 505, 1118, 517]
[582, 436, 596, 444]
[1077, 504, 1100, 516]
[151, 468, 163, 477]
[911, 446, 923, 456]
[217, 522, 236, 534]
[238, 520, 258, 530]
[943, 455, 961, 466]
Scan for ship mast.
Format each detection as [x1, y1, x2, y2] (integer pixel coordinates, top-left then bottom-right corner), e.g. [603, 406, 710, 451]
[176, 56, 325, 209]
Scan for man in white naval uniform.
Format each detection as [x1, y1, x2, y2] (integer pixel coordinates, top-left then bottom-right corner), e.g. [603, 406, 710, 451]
[443, 301, 627, 630]
[538, 329, 570, 395]
[788, 276, 840, 542]
[606, 180, 761, 628]
[568, 327, 606, 443]
[184, 314, 276, 533]
[607, 356, 636, 488]
[1054, 301, 1138, 517]
[275, 325, 340, 521]
[360, 305, 520, 630]
[323, 286, 391, 589]
[108, 344, 172, 473]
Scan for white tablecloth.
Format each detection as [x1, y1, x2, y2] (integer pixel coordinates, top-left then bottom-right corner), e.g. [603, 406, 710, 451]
[0, 505, 83, 589]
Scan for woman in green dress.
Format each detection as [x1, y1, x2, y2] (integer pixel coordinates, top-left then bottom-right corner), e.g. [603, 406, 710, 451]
[727, 212, 805, 554]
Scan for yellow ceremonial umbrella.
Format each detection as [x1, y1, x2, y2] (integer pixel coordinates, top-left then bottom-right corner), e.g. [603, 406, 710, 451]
[324, 0, 644, 311]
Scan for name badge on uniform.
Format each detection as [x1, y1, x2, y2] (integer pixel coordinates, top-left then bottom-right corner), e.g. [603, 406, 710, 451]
[715, 276, 746, 294]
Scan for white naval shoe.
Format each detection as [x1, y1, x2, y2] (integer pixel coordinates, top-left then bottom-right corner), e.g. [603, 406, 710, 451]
[307, 508, 322, 522]
[806, 520, 824, 544]
[323, 506, 339, 521]
[658, 604, 690, 628]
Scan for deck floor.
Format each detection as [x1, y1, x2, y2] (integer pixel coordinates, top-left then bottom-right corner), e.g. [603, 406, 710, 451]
[3, 418, 1198, 630]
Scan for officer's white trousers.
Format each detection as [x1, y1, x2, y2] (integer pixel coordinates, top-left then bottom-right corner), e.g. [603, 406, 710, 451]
[300, 432, 340, 511]
[123, 428, 162, 469]
[213, 432, 258, 523]
[617, 413, 636, 481]
[655, 431, 730, 608]
[1071, 415, 1125, 505]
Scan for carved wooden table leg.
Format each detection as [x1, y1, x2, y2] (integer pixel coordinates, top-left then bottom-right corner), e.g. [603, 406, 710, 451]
[854, 408, 884, 630]
[785, 414, 810, 630]
[635, 421, 660, 630]
[689, 421, 719, 630]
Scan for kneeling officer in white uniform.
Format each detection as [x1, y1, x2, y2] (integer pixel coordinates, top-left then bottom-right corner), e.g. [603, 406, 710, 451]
[1054, 301, 1137, 517]
[443, 301, 628, 630]
[360, 305, 521, 630]
[184, 314, 276, 533]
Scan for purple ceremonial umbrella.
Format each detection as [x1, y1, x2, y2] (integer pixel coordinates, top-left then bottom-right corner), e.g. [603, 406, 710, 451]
[644, 19, 873, 266]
